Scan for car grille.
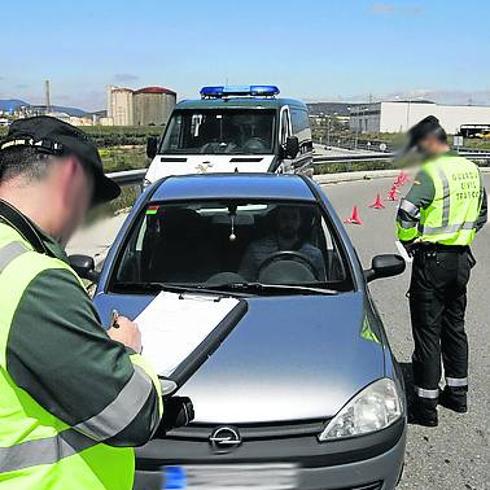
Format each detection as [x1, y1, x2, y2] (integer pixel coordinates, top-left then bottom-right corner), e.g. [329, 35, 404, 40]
[167, 420, 328, 441]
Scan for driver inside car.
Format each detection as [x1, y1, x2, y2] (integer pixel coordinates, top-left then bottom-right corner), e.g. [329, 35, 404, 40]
[239, 206, 326, 282]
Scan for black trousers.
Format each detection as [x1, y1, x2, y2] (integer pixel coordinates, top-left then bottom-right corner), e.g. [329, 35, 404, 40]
[409, 246, 473, 399]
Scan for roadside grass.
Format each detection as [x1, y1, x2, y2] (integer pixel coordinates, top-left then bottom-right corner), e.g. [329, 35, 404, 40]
[86, 184, 141, 225]
[314, 160, 395, 175]
[100, 146, 149, 172]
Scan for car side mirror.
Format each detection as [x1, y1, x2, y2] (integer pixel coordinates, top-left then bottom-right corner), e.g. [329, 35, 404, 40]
[146, 136, 158, 159]
[365, 254, 406, 283]
[285, 136, 300, 159]
[69, 255, 100, 282]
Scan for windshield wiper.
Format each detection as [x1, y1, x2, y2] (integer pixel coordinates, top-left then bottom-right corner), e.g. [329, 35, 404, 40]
[204, 282, 339, 296]
[112, 281, 223, 296]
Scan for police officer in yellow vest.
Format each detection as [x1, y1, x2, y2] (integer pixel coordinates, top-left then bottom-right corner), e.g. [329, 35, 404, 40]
[396, 116, 487, 427]
[0, 117, 192, 489]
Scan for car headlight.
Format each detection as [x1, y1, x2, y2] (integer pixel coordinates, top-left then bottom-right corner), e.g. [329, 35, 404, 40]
[318, 378, 402, 441]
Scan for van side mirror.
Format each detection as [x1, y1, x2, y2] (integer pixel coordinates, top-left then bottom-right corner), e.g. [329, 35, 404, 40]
[69, 255, 100, 282]
[285, 136, 300, 159]
[364, 254, 405, 283]
[146, 137, 158, 159]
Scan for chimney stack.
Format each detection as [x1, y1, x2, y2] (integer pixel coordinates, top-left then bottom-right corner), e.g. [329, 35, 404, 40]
[45, 80, 51, 113]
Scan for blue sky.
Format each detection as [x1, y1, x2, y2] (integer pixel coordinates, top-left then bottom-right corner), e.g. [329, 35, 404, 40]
[0, 0, 489, 111]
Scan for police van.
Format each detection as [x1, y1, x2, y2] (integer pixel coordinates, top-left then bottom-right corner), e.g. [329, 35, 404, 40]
[144, 85, 313, 184]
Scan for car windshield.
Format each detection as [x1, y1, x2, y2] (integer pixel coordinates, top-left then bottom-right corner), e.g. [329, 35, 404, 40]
[111, 200, 353, 295]
[160, 109, 276, 155]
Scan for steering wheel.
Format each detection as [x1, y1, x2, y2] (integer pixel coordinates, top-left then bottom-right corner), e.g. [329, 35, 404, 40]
[200, 142, 222, 154]
[257, 251, 319, 282]
[243, 137, 268, 153]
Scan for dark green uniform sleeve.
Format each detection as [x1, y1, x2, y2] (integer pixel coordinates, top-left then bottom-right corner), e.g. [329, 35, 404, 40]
[476, 186, 488, 232]
[396, 170, 435, 242]
[6, 267, 162, 447]
[404, 170, 435, 209]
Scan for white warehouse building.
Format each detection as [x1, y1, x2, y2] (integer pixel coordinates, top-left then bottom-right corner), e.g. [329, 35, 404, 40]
[350, 101, 490, 135]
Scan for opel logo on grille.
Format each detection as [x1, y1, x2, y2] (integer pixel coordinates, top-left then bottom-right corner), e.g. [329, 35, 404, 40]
[209, 426, 242, 452]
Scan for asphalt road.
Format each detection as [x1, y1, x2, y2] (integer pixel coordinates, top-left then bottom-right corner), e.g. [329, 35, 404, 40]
[322, 176, 489, 490]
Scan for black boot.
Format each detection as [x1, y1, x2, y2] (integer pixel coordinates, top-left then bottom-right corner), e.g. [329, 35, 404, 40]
[439, 387, 468, 413]
[412, 397, 438, 427]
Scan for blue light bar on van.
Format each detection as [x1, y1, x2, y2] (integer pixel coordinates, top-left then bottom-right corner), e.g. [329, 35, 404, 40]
[200, 85, 280, 98]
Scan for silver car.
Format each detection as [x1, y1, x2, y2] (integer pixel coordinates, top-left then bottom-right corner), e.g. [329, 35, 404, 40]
[86, 173, 407, 490]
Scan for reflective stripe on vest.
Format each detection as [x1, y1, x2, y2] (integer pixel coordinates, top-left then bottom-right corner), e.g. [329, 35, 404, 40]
[0, 365, 150, 473]
[419, 221, 478, 235]
[0, 228, 135, 489]
[0, 241, 29, 272]
[418, 156, 482, 244]
[436, 166, 451, 227]
[0, 427, 94, 474]
[73, 365, 153, 442]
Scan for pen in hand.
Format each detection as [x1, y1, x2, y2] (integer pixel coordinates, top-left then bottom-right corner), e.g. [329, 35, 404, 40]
[107, 310, 143, 354]
[110, 309, 120, 329]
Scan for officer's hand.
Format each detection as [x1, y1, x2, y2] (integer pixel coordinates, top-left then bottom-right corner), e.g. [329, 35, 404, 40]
[108, 317, 142, 354]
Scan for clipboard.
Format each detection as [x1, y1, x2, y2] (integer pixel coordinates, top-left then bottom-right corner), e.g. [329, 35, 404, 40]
[134, 291, 248, 395]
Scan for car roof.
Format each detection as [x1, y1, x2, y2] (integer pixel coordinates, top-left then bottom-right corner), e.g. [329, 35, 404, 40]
[175, 97, 308, 111]
[150, 174, 317, 202]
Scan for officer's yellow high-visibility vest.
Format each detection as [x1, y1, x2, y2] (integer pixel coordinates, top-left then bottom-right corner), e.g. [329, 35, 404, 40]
[418, 154, 483, 246]
[0, 223, 135, 490]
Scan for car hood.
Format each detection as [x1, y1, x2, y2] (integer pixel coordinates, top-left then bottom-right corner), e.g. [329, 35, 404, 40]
[94, 291, 384, 424]
[145, 155, 275, 181]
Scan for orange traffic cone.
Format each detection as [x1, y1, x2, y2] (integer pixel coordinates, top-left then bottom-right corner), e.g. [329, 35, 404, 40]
[369, 193, 385, 209]
[394, 170, 410, 187]
[344, 206, 364, 225]
[387, 185, 399, 201]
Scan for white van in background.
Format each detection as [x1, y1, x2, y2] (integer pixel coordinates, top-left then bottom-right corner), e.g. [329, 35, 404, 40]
[144, 85, 313, 185]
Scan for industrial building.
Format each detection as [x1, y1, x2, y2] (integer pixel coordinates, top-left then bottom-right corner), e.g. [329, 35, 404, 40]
[133, 87, 176, 126]
[349, 101, 490, 135]
[107, 87, 134, 126]
[106, 85, 176, 126]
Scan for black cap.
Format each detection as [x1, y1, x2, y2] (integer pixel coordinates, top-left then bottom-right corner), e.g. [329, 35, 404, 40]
[0, 116, 120, 204]
[406, 115, 445, 152]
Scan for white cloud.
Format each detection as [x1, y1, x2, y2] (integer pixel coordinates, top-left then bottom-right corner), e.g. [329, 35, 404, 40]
[307, 89, 490, 106]
[370, 3, 396, 14]
[113, 73, 140, 83]
[382, 89, 490, 105]
[369, 2, 423, 16]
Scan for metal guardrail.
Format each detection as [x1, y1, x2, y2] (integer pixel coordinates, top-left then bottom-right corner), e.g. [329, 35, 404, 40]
[313, 151, 490, 165]
[108, 152, 490, 187]
[107, 169, 147, 187]
[313, 152, 395, 164]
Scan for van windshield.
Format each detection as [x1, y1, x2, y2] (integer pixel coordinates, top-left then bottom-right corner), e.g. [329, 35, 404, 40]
[160, 109, 276, 155]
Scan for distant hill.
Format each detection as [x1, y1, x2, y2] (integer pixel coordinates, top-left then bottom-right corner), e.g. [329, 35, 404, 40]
[0, 99, 29, 112]
[307, 102, 364, 117]
[0, 99, 88, 117]
[52, 105, 88, 117]
[28, 104, 88, 117]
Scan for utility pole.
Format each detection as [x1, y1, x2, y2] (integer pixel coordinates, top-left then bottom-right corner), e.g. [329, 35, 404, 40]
[45, 80, 51, 113]
[327, 115, 330, 147]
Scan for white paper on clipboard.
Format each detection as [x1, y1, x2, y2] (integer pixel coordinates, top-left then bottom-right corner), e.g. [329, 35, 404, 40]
[135, 291, 239, 377]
